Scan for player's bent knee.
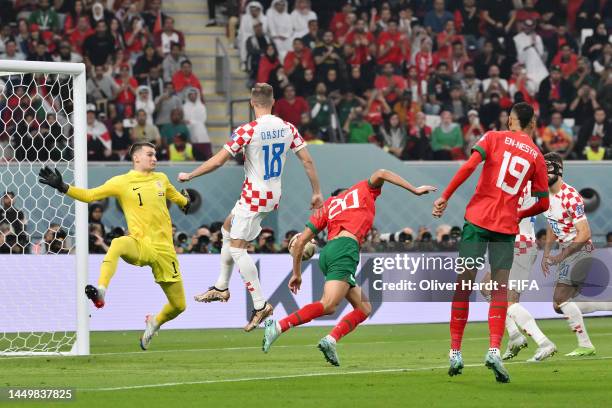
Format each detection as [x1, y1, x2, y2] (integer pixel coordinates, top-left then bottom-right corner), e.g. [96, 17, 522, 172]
[174, 301, 186, 314]
[553, 303, 563, 314]
[321, 301, 336, 315]
[109, 236, 133, 254]
[359, 302, 372, 317]
[229, 246, 247, 262]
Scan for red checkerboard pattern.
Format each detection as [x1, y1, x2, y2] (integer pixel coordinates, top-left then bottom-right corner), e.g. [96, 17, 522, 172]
[285, 121, 306, 152]
[514, 234, 535, 254]
[225, 120, 258, 156]
[240, 178, 279, 212]
[555, 183, 587, 243]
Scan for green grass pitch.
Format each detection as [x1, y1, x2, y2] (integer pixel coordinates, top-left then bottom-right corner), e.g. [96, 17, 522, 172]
[2, 317, 612, 408]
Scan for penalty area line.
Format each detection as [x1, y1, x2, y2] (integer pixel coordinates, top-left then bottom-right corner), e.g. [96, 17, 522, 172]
[83, 355, 612, 392]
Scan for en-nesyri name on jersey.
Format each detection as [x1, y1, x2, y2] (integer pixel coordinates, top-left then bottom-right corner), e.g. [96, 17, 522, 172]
[466, 130, 548, 235]
[224, 114, 306, 212]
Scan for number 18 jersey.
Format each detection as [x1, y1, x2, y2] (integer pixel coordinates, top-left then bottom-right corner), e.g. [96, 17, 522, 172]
[467, 130, 548, 235]
[224, 114, 306, 213]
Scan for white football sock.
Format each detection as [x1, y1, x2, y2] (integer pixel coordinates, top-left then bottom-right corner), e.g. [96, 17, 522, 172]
[98, 286, 106, 300]
[214, 228, 234, 290]
[504, 311, 522, 341]
[325, 334, 336, 344]
[560, 301, 593, 348]
[576, 302, 612, 314]
[508, 303, 548, 346]
[230, 247, 266, 310]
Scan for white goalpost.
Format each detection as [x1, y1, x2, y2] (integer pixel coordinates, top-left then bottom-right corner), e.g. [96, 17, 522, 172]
[0, 61, 88, 356]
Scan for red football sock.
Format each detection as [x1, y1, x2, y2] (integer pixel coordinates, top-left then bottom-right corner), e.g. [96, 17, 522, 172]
[488, 287, 508, 349]
[279, 302, 325, 332]
[450, 286, 472, 350]
[330, 309, 368, 341]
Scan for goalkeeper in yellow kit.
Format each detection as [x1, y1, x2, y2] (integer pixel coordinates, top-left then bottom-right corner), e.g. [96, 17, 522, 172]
[38, 142, 191, 350]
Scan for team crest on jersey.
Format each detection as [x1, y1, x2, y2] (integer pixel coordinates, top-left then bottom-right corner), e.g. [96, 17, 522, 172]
[575, 204, 585, 217]
[156, 181, 162, 188]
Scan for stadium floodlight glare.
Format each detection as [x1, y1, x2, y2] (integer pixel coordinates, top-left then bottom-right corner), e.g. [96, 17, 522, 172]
[0, 61, 88, 356]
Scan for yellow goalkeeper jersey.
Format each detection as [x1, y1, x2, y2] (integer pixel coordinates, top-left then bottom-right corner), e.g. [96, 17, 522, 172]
[67, 170, 187, 248]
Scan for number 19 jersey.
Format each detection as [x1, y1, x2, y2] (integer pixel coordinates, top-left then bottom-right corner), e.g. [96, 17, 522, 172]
[224, 114, 306, 213]
[466, 130, 548, 235]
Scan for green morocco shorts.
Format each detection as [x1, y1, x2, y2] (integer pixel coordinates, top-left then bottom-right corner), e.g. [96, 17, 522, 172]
[458, 220, 516, 271]
[319, 237, 360, 287]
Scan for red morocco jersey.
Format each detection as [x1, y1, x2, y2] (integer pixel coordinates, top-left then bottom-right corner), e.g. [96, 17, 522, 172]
[306, 180, 382, 244]
[466, 130, 548, 235]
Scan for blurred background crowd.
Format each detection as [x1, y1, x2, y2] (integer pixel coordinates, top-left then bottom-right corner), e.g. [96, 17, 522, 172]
[0, 0, 609, 163]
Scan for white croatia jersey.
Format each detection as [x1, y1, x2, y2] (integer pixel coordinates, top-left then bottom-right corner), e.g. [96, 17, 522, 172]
[516, 182, 536, 252]
[224, 114, 306, 212]
[543, 182, 589, 245]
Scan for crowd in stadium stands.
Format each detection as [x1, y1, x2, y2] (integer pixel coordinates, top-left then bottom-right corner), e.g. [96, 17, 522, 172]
[0, 0, 211, 163]
[237, 0, 612, 160]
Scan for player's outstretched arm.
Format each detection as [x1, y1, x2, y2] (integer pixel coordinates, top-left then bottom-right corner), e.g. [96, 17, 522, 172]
[368, 169, 437, 195]
[432, 152, 482, 218]
[517, 195, 550, 219]
[295, 148, 323, 209]
[164, 175, 191, 214]
[177, 149, 232, 182]
[38, 166, 117, 203]
[289, 227, 316, 294]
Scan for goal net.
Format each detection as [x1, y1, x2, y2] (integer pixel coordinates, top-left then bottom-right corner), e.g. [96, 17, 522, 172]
[0, 61, 88, 356]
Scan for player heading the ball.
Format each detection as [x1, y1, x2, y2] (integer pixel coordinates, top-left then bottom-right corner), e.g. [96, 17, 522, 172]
[178, 83, 323, 332]
[432, 102, 549, 383]
[262, 169, 435, 366]
[39, 142, 191, 350]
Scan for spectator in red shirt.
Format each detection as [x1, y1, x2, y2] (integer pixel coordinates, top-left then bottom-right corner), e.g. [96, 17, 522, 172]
[330, 3, 353, 40]
[414, 37, 438, 80]
[273, 85, 309, 126]
[172, 59, 203, 97]
[377, 21, 406, 66]
[552, 43, 579, 79]
[284, 38, 314, 79]
[365, 89, 391, 127]
[115, 64, 138, 115]
[344, 19, 373, 64]
[125, 16, 151, 59]
[64, 0, 86, 36]
[257, 43, 281, 84]
[69, 15, 94, 54]
[375, 62, 408, 105]
[436, 20, 464, 63]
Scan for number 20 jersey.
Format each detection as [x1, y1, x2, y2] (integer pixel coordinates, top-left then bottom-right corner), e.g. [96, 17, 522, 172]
[224, 114, 306, 213]
[467, 131, 548, 235]
[307, 180, 382, 244]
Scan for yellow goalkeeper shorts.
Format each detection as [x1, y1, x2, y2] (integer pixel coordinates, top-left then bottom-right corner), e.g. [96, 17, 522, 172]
[131, 236, 182, 283]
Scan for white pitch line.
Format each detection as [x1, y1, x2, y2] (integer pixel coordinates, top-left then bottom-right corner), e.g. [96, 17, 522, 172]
[4, 332, 612, 360]
[83, 356, 612, 392]
[0, 337, 490, 360]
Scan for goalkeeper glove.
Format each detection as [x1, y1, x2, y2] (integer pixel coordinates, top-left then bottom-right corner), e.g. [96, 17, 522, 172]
[180, 189, 191, 214]
[38, 166, 69, 193]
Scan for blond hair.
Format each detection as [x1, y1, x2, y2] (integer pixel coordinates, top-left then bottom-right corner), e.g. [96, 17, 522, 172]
[250, 83, 274, 108]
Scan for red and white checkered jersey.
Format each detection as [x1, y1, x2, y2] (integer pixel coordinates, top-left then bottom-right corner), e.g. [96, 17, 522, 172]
[544, 182, 588, 244]
[515, 182, 536, 252]
[224, 114, 307, 212]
